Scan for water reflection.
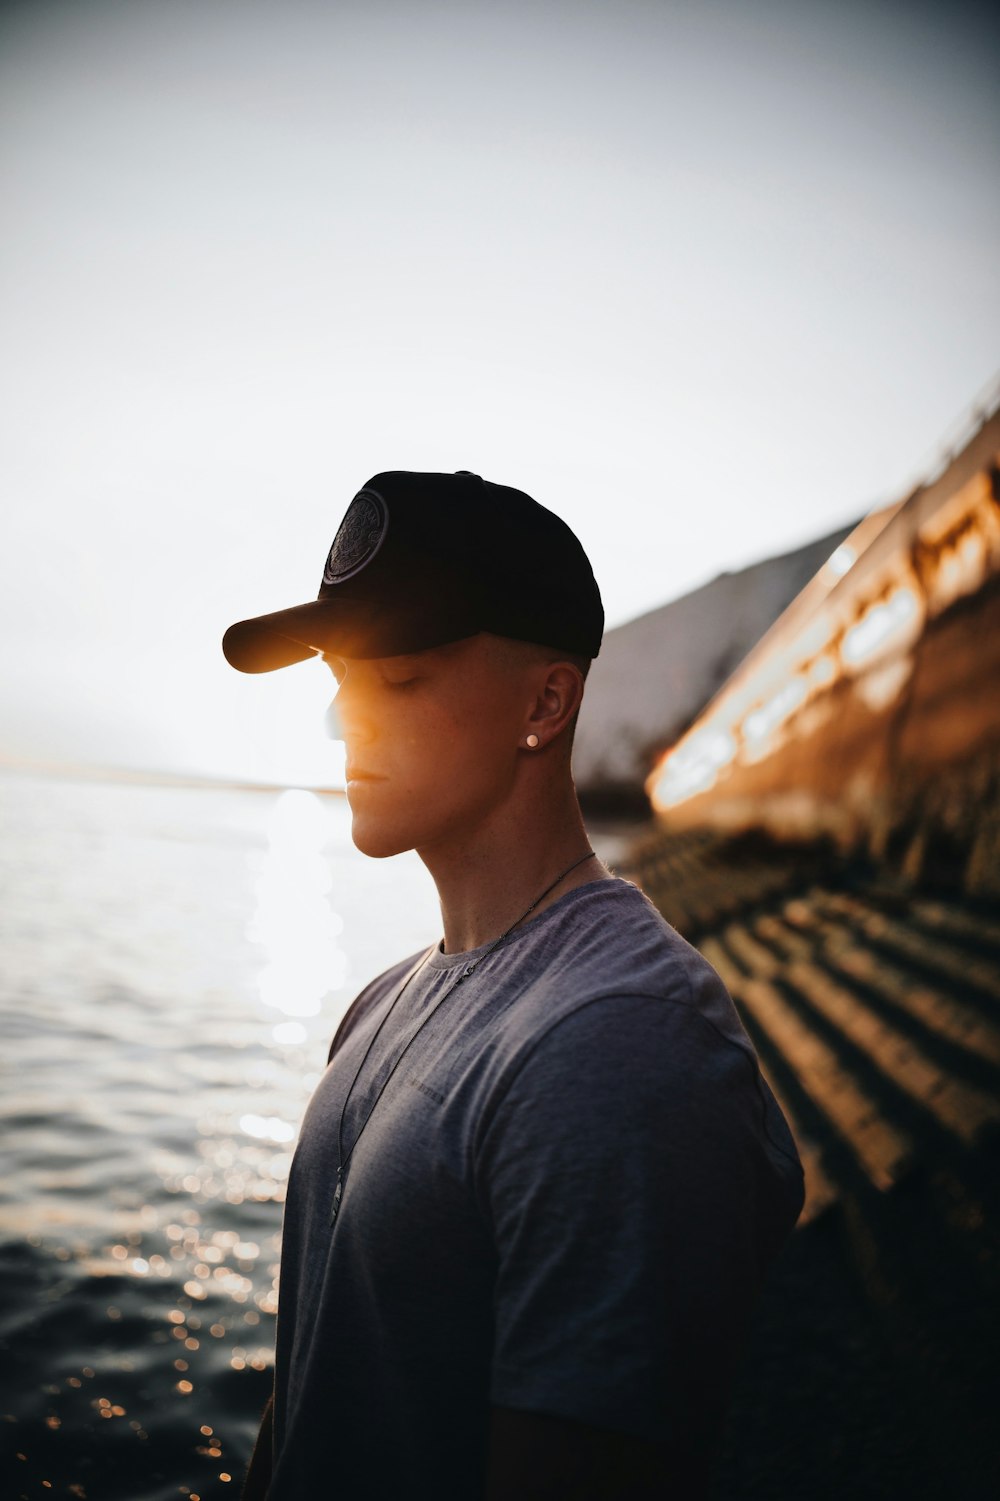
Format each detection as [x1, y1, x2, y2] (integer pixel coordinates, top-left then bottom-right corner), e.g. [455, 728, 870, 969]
[0, 774, 442, 1498]
[247, 789, 348, 1025]
[238, 1113, 296, 1144]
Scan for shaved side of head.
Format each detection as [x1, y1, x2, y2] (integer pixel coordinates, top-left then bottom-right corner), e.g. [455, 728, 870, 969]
[477, 634, 591, 758]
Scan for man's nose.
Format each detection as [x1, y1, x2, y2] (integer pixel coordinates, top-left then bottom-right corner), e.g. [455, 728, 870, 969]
[325, 684, 372, 745]
[324, 697, 345, 740]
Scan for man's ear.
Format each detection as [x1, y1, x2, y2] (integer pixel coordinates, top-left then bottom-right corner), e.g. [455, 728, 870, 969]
[523, 661, 585, 750]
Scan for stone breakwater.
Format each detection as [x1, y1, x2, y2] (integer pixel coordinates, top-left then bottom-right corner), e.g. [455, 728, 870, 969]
[626, 826, 1000, 1498]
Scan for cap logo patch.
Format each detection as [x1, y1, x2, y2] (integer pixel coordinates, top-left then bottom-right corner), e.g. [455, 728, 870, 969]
[323, 489, 389, 585]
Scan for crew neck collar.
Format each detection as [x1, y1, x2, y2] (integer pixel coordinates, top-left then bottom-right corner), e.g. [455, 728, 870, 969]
[426, 874, 625, 972]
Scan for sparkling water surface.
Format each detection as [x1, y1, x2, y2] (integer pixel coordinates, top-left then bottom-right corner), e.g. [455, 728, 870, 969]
[0, 771, 442, 1501]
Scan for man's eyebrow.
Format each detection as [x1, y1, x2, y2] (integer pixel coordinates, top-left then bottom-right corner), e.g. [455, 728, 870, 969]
[320, 650, 426, 668]
[381, 648, 444, 667]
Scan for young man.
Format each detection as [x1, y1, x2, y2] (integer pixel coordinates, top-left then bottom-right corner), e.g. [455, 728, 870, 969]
[223, 470, 804, 1500]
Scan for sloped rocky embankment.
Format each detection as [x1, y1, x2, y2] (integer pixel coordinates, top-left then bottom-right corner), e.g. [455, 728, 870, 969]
[623, 829, 1000, 1500]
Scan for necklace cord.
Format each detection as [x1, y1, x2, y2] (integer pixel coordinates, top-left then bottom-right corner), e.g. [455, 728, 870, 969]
[483, 848, 597, 955]
[330, 848, 598, 1220]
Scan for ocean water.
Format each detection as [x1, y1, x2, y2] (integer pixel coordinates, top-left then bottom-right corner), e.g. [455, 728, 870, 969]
[0, 772, 443, 1501]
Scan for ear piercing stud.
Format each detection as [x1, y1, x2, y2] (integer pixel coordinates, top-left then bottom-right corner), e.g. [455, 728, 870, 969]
[526, 734, 540, 748]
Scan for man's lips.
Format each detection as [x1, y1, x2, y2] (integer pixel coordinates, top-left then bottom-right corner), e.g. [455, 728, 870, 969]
[345, 766, 385, 782]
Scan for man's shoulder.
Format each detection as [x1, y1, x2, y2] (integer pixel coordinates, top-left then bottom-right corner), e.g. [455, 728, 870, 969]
[487, 876, 747, 1062]
[481, 881, 802, 1208]
[515, 876, 716, 1005]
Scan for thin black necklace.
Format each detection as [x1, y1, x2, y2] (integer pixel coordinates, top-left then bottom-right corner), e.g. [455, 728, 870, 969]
[329, 848, 598, 1224]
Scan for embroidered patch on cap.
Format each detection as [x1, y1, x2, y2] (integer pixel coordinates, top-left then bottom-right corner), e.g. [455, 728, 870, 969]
[323, 489, 389, 585]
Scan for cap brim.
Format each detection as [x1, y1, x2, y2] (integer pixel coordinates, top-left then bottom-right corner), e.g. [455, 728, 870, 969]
[222, 625, 310, 673]
[222, 603, 333, 674]
[222, 594, 483, 673]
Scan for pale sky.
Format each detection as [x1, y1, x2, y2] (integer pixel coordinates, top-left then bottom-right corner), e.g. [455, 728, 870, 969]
[1, 0, 997, 785]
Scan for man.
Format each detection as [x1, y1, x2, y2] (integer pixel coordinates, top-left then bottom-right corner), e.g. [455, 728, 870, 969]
[223, 470, 804, 1499]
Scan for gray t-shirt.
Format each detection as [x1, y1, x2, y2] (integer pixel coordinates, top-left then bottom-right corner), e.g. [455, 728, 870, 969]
[269, 877, 803, 1498]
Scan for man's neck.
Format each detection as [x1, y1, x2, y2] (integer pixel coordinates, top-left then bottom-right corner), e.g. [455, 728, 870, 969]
[419, 780, 610, 954]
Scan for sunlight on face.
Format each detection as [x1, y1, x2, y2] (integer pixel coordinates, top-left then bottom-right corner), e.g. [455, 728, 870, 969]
[247, 789, 347, 1025]
[330, 638, 534, 861]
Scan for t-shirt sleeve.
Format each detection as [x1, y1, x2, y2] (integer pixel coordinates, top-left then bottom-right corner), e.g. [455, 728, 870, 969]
[476, 987, 802, 1451]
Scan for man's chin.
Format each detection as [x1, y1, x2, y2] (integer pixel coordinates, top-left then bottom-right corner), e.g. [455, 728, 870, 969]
[348, 811, 413, 861]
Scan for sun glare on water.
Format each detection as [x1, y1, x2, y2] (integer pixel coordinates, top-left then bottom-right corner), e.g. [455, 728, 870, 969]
[247, 789, 348, 1033]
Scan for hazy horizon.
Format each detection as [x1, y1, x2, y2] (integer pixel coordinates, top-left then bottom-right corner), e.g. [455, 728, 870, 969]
[2, 0, 997, 786]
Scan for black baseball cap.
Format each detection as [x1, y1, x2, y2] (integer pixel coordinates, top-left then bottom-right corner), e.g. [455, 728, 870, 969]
[222, 470, 603, 672]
